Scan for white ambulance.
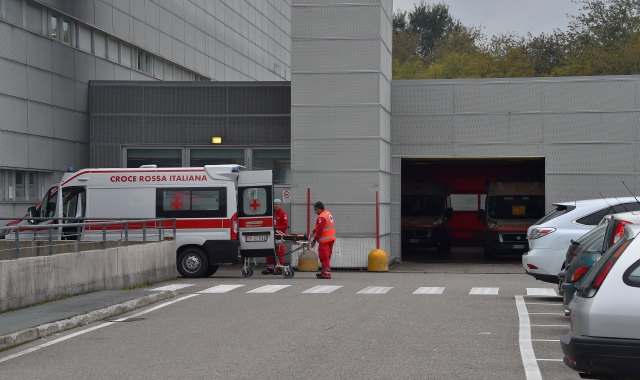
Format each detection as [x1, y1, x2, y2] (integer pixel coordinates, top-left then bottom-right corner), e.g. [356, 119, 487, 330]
[21, 165, 277, 278]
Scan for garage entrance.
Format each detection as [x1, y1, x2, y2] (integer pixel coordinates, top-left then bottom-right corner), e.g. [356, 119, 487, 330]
[400, 157, 545, 263]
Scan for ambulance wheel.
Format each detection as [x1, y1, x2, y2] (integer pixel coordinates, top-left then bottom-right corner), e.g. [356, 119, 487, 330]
[203, 265, 220, 277]
[241, 267, 253, 277]
[177, 248, 209, 278]
[283, 268, 295, 279]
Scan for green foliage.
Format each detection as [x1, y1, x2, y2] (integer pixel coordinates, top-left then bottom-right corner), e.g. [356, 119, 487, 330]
[392, 0, 640, 79]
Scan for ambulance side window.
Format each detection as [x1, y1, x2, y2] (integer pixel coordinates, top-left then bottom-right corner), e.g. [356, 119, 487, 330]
[156, 187, 227, 218]
[41, 187, 59, 218]
[238, 186, 272, 217]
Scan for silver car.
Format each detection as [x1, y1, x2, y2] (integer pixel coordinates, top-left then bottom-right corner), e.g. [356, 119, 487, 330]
[561, 224, 640, 378]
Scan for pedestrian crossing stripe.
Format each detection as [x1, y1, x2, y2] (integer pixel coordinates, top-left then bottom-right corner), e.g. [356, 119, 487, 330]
[357, 286, 393, 294]
[197, 285, 245, 294]
[246, 285, 291, 293]
[413, 287, 446, 295]
[526, 288, 558, 297]
[148, 284, 195, 291]
[302, 285, 343, 294]
[469, 287, 500, 295]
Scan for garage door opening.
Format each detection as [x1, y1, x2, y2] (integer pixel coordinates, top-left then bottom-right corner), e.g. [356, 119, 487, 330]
[400, 157, 545, 263]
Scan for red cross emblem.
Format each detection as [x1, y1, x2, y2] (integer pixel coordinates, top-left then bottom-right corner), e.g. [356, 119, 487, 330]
[249, 199, 261, 212]
[170, 198, 184, 210]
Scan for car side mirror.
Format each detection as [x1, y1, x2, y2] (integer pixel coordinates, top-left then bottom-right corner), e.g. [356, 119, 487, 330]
[27, 206, 38, 224]
[477, 209, 486, 221]
[446, 207, 454, 219]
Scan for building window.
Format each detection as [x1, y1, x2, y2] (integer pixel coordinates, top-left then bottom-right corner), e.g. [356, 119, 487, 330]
[61, 19, 70, 44]
[121, 43, 131, 67]
[190, 149, 245, 167]
[25, 1, 42, 34]
[94, 31, 106, 58]
[127, 149, 182, 168]
[0, 171, 5, 201]
[252, 149, 291, 184]
[50, 14, 58, 39]
[3, 0, 23, 27]
[78, 24, 92, 53]
[107, 37, 119, 62]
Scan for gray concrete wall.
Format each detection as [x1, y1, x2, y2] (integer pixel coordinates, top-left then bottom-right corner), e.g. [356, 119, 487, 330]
[0, 240, 176, 313]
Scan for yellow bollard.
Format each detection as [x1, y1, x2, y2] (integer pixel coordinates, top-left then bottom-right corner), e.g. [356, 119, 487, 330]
[297, 249, 319, 271]
[368, 249, 389, 272]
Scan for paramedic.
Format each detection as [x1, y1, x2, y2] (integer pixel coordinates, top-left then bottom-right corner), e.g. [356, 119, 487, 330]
[311, 201, 336, 279]
[262, 198, 289, 275]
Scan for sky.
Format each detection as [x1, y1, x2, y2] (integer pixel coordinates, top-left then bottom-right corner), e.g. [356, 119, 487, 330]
[392, 0, 584, 39]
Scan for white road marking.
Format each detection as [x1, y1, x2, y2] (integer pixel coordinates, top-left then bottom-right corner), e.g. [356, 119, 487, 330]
[197, 285, 245, 294]
[531, 339, 560, 342]
[470, 287, 499, 295]
[413, 287, 445, 295]
[526, 288, 558, 297]
[525, 302, 563, 306]
[357, 286, 393, 294]
[536, 359, 563, 362]
[515, 295, 543, 380]
[148, 284, 195, 291]
[246, 285, 291, 293]
[0, 294, 199, 364]
[302, 285, 342, 294]
[531, 324, 570, 327]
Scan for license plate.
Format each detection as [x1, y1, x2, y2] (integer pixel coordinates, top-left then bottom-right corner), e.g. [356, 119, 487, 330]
[409, 239, 419, 243]
[246, 235, 268, 242]
[513, 244, 525, 249]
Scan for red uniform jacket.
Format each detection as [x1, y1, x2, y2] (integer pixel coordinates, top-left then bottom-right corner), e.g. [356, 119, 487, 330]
[274, 208, 288, 233]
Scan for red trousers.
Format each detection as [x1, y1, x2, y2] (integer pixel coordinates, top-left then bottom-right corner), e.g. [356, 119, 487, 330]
[318, 240, 335, 277]
[266, 245, 285, 268]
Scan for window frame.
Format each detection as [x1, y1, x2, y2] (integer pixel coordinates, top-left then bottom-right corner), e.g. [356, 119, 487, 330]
[155, 187, 228, 219]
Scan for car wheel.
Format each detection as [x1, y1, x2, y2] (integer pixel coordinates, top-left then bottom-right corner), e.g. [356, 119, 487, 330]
[177, 248, 209, 278]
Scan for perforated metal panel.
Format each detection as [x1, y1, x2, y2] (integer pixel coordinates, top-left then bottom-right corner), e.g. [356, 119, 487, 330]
[392, 115, 453, 144]
[0, 130, 28, 167]
[53, 108, 77, 139]
[546, 143, 635, 174]
[143, 115, 226, 144]
[27, 68, 52, 104]
[0, 95, 27, 133]
[454, 114, 510, 143]
[291, 139, 381, 171]
[143, 86, 227, 114]
[27, 136, 53, 170]
[292, 73, 379, 105]
[543, 80, 636, 112]
[455, 83, 543, 113]
[91, 115, 144, 144]
[291, 105, 380, 138]
[53, 139, 76, 171]
[292, 5, 380, 39]
[452, 144, 543, 157]
[228, 86, 291, 114]
[544, 112, 637, 143]
[545, 173, 639, 206]
[391, 83, 454, 115]
[228, 116, 290, 144]
[292, 39, 380, 72]
[90, 85, 144, 114]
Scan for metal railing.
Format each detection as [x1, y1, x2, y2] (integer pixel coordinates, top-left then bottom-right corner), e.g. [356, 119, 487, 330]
[0, 217, 176, 260]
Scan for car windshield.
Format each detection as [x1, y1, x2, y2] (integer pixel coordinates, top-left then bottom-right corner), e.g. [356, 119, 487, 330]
[401, 195, 444, 217]
[488, 196, 545, 220]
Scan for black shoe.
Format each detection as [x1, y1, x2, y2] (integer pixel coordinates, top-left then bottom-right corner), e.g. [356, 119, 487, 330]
[316, 273, 330, 279]
[273, 270, 283, 275]
[261, 270, 274, 275]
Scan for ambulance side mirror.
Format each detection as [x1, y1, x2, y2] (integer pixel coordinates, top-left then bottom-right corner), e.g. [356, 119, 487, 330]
[27, 206, 38, 224]
[445, 207, 454, 219]
[477, 209, 486, 222]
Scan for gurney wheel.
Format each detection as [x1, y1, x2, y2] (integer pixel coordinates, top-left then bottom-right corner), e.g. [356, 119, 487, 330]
[283, 268, 295, 279]
[241, 267, 253, 277]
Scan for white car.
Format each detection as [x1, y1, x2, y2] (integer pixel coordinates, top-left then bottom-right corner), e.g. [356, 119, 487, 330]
[523, 197, 640, 284]
[561, 223, 640, 378]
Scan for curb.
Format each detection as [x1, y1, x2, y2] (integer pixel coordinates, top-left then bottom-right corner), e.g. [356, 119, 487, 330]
[0, 290, 177, 352]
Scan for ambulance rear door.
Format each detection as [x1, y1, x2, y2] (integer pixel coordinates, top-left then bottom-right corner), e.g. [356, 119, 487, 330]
[237, 170, 274, 258]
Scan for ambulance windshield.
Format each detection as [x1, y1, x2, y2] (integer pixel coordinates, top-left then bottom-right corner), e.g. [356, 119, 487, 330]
[401, 195, 444, 217]
[488, 196, 544, 220]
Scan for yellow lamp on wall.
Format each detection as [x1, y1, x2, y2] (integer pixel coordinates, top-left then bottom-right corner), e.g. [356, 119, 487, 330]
[211, 136, 222, 144]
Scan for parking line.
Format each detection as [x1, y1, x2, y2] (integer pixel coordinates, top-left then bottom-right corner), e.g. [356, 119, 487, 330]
[531, 339, 560, 342]
[148, 284, 195, 291]
[357, 286, 393, 294]
[515, 295, 542, 380]
[413, 287, 445, 295]
[526, 288, 558, 297]
[197, 285, 245, 294]
[525, 303, 563, 306]
[470, 287, 499, 295]
[536, 359, 563, 362]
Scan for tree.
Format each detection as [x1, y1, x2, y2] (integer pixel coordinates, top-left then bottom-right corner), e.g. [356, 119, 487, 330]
[408, 1, 460, 57]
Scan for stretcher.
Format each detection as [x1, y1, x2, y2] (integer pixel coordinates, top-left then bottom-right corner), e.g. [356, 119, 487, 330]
[240, 230, 310, 279]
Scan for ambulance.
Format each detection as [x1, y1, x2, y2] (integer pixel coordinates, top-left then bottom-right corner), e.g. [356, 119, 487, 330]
[477, 181, 545, 260]
[401, 182, 454, 253]
[19, 165, 276, 278]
